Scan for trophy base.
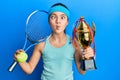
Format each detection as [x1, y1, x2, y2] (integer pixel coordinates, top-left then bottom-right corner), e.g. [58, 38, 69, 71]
[80, 58, 97, 71]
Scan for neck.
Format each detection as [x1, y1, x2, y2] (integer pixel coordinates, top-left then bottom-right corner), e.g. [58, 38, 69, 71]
[50, 33, 67, 47]
[49, 33, 67, 48]
[51, 32, 66, 41]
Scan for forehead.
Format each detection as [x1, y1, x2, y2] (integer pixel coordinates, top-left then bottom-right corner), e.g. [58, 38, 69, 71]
[50, 12, 66, 16]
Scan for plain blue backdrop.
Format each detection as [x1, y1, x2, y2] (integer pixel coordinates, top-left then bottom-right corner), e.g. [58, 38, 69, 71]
[0, 0, 120, 80]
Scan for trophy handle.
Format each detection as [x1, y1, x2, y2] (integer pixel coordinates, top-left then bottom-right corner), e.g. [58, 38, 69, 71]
[92, 22, 96, 37]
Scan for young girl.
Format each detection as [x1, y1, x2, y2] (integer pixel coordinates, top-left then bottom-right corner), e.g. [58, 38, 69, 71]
[14, 3, 94, 80]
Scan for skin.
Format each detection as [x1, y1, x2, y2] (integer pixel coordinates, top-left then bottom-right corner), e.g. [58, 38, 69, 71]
[14, 12, 94, 75]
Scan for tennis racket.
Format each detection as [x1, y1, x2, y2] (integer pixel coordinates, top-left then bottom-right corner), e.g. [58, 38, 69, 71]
[8, 10, 51, 72]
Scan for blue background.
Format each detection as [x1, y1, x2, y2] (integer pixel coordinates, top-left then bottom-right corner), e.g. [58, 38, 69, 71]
[0, 0, 120, 80]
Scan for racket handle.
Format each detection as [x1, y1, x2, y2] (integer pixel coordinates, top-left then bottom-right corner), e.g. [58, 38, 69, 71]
[8, 61, 17, 72]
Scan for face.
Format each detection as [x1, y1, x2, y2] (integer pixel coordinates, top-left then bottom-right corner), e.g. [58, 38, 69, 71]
[49, 12, 68, 34]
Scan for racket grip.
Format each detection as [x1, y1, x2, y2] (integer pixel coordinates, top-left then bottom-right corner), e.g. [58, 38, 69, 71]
[8, 61, 17, 72]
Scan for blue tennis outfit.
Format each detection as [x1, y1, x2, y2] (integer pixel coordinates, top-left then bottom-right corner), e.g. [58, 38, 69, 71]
[41, 35, 75, 80]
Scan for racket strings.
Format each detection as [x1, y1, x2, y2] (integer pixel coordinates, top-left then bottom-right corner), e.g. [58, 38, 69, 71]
[26, 11, 51, 43]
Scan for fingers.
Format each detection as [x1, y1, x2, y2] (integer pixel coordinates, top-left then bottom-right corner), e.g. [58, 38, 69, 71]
[82, 47, 94, 59]
[14, 49, 25, 60]
[83, 53, 94, 59]
[16, 49, 25, 54]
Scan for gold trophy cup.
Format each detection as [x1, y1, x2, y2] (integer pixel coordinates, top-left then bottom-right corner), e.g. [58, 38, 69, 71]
[73, 16, 97, 71]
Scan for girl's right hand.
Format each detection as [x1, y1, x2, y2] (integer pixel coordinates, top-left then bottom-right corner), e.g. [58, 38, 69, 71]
[14, 49, 25, 61]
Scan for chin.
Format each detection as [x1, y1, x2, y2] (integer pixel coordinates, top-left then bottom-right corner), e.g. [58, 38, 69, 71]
[55, 30, 63, 33]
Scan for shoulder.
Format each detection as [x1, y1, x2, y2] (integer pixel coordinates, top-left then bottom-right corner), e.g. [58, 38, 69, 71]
[66, 34, 72, 44]
[34, 42, 45, 53]
[34, 35, 50, 52]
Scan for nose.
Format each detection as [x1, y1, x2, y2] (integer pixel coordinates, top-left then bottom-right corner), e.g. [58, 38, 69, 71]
[56, 18, 61, 24]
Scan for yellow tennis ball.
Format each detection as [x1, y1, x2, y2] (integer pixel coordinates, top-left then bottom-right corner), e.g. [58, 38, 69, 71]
[17, 52, 28, 62]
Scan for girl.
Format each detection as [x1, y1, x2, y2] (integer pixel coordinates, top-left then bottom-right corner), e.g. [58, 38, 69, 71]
[14, 3, 94, 80]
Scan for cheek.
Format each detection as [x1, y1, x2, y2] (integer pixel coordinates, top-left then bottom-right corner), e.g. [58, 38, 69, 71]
[63, 21, 68, 27]
[49, 21, 55, 27]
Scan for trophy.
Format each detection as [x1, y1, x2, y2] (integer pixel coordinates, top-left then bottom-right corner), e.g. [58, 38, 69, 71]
[73, 16, 97, 71]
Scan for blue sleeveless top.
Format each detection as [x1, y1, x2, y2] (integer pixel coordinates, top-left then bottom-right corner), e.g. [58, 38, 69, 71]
[41, 35, 75, 80]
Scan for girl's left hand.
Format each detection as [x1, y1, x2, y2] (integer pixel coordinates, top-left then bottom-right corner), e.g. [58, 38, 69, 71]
[82, 47, 94, 59]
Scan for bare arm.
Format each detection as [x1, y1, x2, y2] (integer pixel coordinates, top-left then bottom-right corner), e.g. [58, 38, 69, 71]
[15, 42, 45, 74]
[74, 49, 86, 74]
[72, 37, 86, 74]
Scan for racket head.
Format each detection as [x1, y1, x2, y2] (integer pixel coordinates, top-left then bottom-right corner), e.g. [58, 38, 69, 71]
[26, 10, 51, 43]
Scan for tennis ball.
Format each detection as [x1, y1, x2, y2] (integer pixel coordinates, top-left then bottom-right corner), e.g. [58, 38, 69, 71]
[17, 52, 28, 63]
